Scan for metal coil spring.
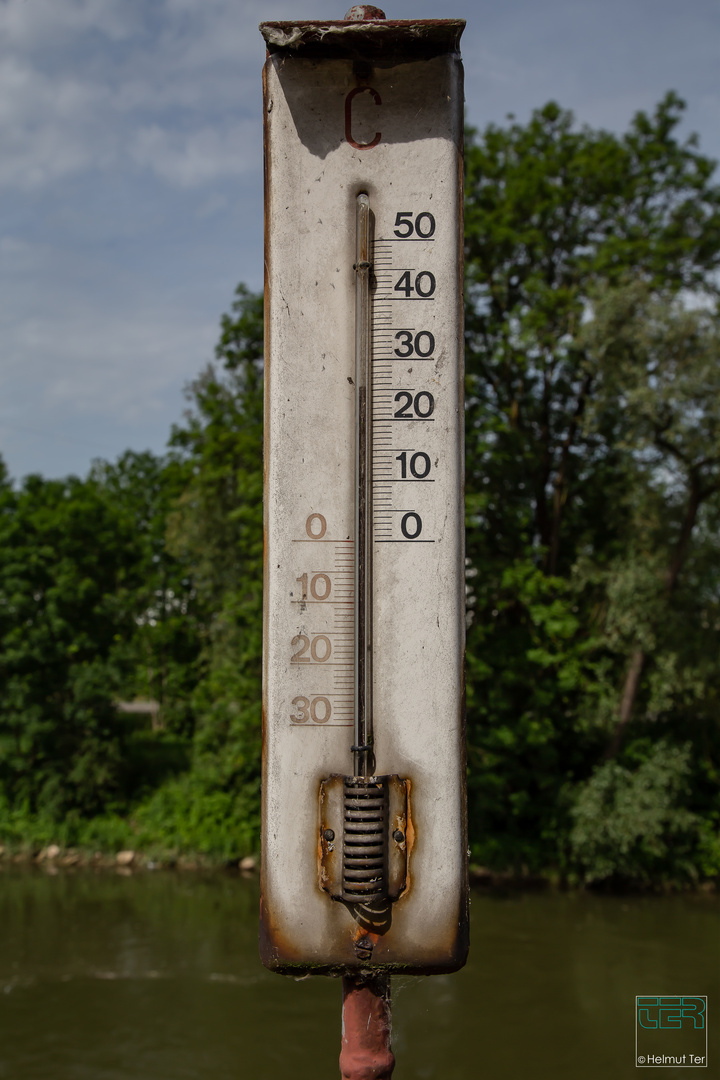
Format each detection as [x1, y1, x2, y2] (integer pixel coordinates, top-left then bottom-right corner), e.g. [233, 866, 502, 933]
[342, 777, 388, 902]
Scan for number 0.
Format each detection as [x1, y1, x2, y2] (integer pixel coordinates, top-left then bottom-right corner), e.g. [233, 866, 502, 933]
[392, 212, 436, 238]
[415, 212, 435, 238]
[401, 512, 423, 539]
[306, 514, 327, 539]
[310, 696, 331, 723]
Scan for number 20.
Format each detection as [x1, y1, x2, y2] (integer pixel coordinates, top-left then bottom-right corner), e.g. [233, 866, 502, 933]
[291, 634, 332, 662]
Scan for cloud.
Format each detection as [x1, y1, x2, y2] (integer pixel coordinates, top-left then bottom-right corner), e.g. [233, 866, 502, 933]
[0, 262, 220, 468]
[0, 0, 277, 192]
[0, 0, 138, 48]
[1, 0, 719, 482]
[0, 61, 110, 186]
[130, 121, 259, 187]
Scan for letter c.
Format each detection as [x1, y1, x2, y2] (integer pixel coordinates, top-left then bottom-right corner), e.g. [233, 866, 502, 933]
[345, 87, 382, 149]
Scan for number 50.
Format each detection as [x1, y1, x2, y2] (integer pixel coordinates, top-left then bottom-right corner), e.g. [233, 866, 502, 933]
[393, 211, 436, 238]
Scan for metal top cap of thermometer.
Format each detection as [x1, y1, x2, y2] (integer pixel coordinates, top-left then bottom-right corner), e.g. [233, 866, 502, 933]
[260, 14, 464, 59]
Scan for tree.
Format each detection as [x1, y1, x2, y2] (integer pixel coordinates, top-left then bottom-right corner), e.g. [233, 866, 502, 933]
[463, 94, 720, 871]
[579, 284, 720, 755]
[91, 449, 200, 738]
[5, 96, 720, 879]
[0, 471, 141, 819]
[134, 285, 265, 857]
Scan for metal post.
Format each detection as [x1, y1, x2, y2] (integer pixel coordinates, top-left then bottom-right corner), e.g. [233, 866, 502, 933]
[340, 974, 395, 1080]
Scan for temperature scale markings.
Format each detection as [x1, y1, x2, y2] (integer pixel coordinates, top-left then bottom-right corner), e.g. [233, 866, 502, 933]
[291, 662, 353, 667]
[330, 543, 355, 723]
[288, 540, 355, 726]
[373, 327, 436, 362]
[371, 227, 443, 549]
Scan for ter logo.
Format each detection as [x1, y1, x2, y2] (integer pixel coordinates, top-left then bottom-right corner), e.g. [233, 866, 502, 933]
[637, 997, 706, 1030]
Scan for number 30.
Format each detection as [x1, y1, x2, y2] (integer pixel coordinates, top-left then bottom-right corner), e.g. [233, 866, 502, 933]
[290, 696, 331, 723]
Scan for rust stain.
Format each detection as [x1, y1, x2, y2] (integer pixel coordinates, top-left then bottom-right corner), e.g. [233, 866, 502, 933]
[399, 777, 413, 900]
[344, 85, 382, 149]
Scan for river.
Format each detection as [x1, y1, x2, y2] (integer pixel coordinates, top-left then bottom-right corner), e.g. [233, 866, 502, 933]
[1, 868, 716, 1078]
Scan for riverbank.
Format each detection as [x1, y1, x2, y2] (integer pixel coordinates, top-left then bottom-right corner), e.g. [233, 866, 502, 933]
[0, 844, 256, 873]
[1, 843, 717, 894]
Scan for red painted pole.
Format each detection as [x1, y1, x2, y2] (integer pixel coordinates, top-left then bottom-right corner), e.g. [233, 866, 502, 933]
[339, 974, 395, 1080]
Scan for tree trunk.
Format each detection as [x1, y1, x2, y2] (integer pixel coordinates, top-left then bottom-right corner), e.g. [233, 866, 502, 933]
[545, 373, 593, 575]
[665, 482, 701, 593]
[604, 476, 706, 758]
[605, 647, 645, 759]
[535, 369, 553, 552]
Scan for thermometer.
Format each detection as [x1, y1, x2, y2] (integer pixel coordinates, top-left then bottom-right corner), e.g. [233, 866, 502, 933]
[260, 14, 468, 974]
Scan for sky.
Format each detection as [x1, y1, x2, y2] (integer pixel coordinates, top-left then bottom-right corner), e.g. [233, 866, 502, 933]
[1, 0, 719, 480]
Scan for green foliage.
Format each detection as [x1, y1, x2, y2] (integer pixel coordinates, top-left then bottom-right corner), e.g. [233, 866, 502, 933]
[132, 768, 258, 859]
[133, 284, 264, 856]
[569, 742, 701, 883]
[0, 471, 140, 818]
[464, 94, 720, 875]
[0, 286, 264, 859]
[464, 92, 720, 577]
[466, 561, 601, 871]
[0, 796, 134, 852]
[90, 450, 201, 739]
[3, 102, 720, 883]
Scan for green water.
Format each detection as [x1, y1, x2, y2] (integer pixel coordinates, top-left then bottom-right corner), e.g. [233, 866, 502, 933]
[0, 869, 716, 1078]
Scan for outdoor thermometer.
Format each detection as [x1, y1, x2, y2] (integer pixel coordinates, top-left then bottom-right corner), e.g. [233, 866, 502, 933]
[260, 11, 468, 976]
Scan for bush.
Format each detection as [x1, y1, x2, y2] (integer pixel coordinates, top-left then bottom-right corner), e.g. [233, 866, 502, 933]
[569, 742, 702, 883]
